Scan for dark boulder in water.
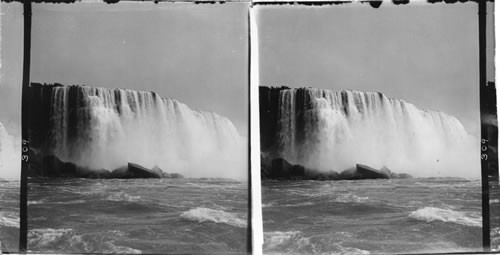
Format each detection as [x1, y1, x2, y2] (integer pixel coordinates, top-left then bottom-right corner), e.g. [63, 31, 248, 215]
[270, 158, 293, 179]
[38, 155, 111, 178]
[151, 165, 184, 178]
[261, 154, 273, 179]
[357, 164, 390, 179]
[380, 166, 392, 176]
[162, 173, 184, 179]
[340, 164, 390, 180]
[264, 157, 343, 180]
[29, 154, 163, 179]
[151, 165, 164, 176]
[291, 164, 306, 177]
[307, 169, 341, 180]
[81, 168, 111, 179]
[110, 166, 132, 178]
[110, 164, 162, 179]
[261, 157, 410, 181]
[270, 158, 309, 179]
[127, 163, 161, 179]
[339, 167, 360, 179]
[390, 172, 413, 179]
[266, 157, 324, 180]
[41, 155, 78, 178]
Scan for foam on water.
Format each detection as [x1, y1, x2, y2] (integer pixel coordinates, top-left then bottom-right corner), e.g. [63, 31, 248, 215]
[28, 228, 142, 254]
[335, 193, 369, 203]
[263, 231, 370, 255]
[180, 207, 246, 228]
[262, 202, 275, 208]
[335, 246, 371, 255]
[28, 200, 46, 205]
[492, 227, 500, 251]
[28, 228, 73, 247]
[263, 231, 310, 252]
[102, 241, 142, 254]
[409, 207, 481, 227]
[0, 212, 19, 228]
[105, 192, 141, 202]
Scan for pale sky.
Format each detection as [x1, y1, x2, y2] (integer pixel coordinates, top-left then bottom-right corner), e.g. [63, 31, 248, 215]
[0, 2, 23, 137]
[256, 2, 495, 137]
[30, 2, 249, 136]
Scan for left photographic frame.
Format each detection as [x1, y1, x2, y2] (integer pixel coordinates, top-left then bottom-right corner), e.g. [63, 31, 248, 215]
[0, 1, 23, 253]
[23, 2, 250, 254]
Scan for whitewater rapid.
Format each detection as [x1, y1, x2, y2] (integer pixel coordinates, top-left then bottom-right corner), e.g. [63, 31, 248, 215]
[31, 84, 246, 179]
[260, 87, 479, 178]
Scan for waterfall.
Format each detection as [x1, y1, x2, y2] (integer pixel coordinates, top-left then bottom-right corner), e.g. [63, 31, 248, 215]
[0, 122, 20, 180]
[31, 84, 245, 179]
[260, 87, 479, 179]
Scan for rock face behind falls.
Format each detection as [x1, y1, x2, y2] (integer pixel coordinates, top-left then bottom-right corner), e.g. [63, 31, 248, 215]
[259, 86, 477, 178]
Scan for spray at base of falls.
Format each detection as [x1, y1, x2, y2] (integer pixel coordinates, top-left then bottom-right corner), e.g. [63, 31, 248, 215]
[0, 123, 20, 180]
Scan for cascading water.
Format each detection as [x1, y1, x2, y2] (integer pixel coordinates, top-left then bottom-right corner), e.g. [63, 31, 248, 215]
[0, 122, 20, 180]
[30, 84, 245, 180]
[260, 87, 479, 179]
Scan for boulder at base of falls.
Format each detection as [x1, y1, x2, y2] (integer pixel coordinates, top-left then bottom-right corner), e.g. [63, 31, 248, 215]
[390, 172, 413, 179]
[151, 165, 164, 176]
[261, 154, 273, 179]
[110, 163, 161, 179]
[263, 158, 413, 181]
[339, 167, 360, 180]
[80, 168, 111, 179]
[340, 164, 390, 180]
[270, 158, 293, 179]
[380, 166, 412, 179]
[162, 173, 184, 179]
[110, 166, 133, 178]
[152, 165, 184, 178]
[270, 158, 308, 180]
[380, 166, 392, 176]
[357, 164, 390, 179]
[36, 155, 110, 178]
[30, 155, 164, 179]
[41, 155, 76, 178]
[124, 163, 161, 179]
[306, 169, 341, 180]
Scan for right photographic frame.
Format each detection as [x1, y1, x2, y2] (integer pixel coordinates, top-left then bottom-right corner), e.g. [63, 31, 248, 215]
[254, 1, 495, 254]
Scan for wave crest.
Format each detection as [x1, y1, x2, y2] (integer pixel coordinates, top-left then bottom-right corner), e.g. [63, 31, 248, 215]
[335, 193, 369, 203]
[0, 212, 19, 228]
[180, 207, 246, 228]
[263, 231, 369, 255]
[105, 192, 141, 202]
[409, 207, 481, 227]
[28, 228, 141, 254]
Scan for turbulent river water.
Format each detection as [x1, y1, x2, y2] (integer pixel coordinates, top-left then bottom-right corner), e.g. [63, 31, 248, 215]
[262, 178, 482, 254]
[28, 178, 248, 254]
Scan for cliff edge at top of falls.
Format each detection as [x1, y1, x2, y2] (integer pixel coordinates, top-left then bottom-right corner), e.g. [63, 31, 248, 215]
[261, 156, 412, 181]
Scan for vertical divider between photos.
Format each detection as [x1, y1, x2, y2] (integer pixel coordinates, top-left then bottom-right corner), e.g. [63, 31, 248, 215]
[247, 4, 253, 254]
[479, 0, 496, 251]
[19, 0, 32, 252]
[249, 5, 264, 255]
